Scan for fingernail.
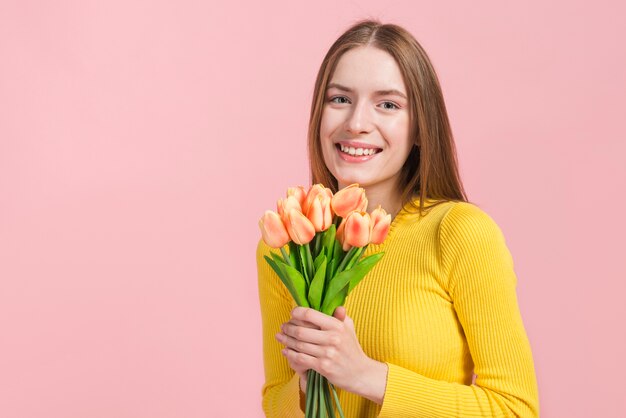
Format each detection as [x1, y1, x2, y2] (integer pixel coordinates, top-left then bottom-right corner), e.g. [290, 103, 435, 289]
[281, 349, 287, 355]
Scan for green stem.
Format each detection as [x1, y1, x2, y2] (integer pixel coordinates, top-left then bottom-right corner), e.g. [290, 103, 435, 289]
[298, 245, 310, 286]
[336, 246, 358, 274]
[330, 383, 345, 418]
[312, 371, 319, 417]
[280, 247, 292, 267]
[318, 372, 327, 417]
[313, 233, 321, 258]
[345, 247, 364, 271]
[322, 376, 334, 417]
[305, 369, 315, 417]
[305, 243, 314, 283]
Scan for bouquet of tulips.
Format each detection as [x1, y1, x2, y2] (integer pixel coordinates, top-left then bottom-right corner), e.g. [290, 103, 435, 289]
[258, 183, 391, 418]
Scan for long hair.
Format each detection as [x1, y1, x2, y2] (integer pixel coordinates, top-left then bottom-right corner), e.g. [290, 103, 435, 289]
[307, 19, 468, 215]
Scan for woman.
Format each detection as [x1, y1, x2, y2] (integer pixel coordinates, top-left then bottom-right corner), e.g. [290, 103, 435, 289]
[257, 19, 539, 417]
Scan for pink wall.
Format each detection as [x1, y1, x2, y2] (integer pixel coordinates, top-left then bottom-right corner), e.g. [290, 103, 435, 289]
[1, 1, 624, 417]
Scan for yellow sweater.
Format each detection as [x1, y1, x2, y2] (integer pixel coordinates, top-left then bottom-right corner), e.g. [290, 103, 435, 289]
[257, 198, 539, 417]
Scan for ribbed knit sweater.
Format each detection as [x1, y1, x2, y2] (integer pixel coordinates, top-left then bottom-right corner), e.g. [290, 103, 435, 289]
[257, 198, 539, 417]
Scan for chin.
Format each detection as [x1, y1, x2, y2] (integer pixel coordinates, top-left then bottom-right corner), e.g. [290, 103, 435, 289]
[334, 172, 374, 188]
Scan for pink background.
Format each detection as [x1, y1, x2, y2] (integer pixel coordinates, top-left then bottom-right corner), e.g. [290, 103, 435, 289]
[1, 1, 625, 417]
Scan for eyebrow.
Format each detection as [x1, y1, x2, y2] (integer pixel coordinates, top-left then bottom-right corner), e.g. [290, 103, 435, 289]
[326, 82, 407, 99]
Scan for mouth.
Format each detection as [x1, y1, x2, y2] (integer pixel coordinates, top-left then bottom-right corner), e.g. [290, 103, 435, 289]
[335, 143, 382, 157]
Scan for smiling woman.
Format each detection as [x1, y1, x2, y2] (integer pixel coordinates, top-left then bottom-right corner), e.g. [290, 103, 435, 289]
[257, 18, 539, 418]
[320, 46, 413, 210]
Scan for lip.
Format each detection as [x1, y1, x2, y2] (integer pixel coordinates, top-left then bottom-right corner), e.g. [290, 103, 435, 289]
[336, 140, 382, 150]
[335, 143, 381, 163]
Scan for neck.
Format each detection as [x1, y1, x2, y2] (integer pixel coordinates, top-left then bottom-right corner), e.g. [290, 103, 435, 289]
[338, 177, 404, 219]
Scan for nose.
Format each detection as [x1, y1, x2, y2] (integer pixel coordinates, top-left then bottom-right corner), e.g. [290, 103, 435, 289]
[345, 100, 374, 135]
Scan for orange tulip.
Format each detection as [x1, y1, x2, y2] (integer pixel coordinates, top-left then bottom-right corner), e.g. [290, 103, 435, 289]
[331, 183, 368, 218]
[258, 210, 291, 248]
[287, 186, 307, 209]
[307, 195, 333, 232]
[303, 183, 333, 215]
[342, 211, 371, 250]
[277, 195, 302, 221]
[370, 205, 392, 245]
[285, 208, 316, 245]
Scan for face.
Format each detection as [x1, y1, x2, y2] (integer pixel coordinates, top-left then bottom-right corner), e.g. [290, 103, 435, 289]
[320, 46, 413, 192]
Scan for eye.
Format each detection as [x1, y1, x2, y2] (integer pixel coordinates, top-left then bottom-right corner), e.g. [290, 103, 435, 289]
[380, 101, 400, 110]
[329, 96, 350, 104]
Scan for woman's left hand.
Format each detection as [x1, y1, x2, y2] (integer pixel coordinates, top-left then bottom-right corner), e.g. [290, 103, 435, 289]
[275, 306, 383, 397]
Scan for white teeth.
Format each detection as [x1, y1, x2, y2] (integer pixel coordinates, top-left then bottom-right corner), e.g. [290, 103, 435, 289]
[339, 144, 379, 156]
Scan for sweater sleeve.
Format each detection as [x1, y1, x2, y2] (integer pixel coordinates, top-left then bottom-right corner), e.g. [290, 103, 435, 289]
[378, 202, 539, 417]
[256, 239, 306, 417]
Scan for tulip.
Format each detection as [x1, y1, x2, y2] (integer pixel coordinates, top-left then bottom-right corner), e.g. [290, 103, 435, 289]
[287, 185, 307, 209]
[277, 195, 302, 221]
[331, 183, 368, 218]
[303, 183, 333, 215]
[370, 205, 392, 245]
[258, 210, 291, 248]
[341, 211, 371, 250]
[285, 208, 316, 245]
[307, 195, 333, 232]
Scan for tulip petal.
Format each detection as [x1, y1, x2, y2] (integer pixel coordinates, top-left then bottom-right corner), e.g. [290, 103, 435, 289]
[286, 208, 316, 245]
[259, 210, 290, 248]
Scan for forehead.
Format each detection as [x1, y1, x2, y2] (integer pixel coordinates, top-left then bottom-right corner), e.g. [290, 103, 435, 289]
[329, 46, 406, 93]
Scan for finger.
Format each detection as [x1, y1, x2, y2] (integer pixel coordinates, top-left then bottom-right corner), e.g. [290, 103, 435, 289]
[275, 331, 325, 358]
[281, 322, 329, 345]
[281, 347, 316, 370]
[333, 306, 347, 321]
[287, 318, 321, 329]
[291, 307, 341, 331]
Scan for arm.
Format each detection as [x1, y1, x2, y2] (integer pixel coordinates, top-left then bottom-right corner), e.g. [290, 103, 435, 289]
[257, 239, 306, 417]
[378, 203, 539, 417]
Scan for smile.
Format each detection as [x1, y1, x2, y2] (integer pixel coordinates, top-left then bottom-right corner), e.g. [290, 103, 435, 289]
[335, 143, 381, 162]
[336, 143, 381, 156]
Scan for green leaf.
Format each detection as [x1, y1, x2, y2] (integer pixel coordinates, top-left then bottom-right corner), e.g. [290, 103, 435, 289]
[336, 246, 359, 276]
[288, 241, 300, 270]
[264, 256, 307, 307]
[280, 263, 310, 308]
[308, 255, 327, 310]
[348, 252, 385, 293]
[320, 285, 348, 317]
[270, 252, 287, 266]
[320, 252, 384, 315]
[298, 244, 310, 285]
[332, 236, 343, 262]
[326, 258, 338, 283]
[345, 247, 364, 271]
[322, 225, 336, 256]
[314, 251, 325, 272]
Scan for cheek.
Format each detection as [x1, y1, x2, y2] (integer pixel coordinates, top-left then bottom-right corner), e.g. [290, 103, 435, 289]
[384, 114, 411, 148]
[320, 107, 345, 139]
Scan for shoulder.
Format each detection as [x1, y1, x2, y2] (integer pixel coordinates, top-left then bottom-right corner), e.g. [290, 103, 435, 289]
[438, 201, 506, 246]
[438, 201, 513, 272]
[438, 201, 516, 289]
